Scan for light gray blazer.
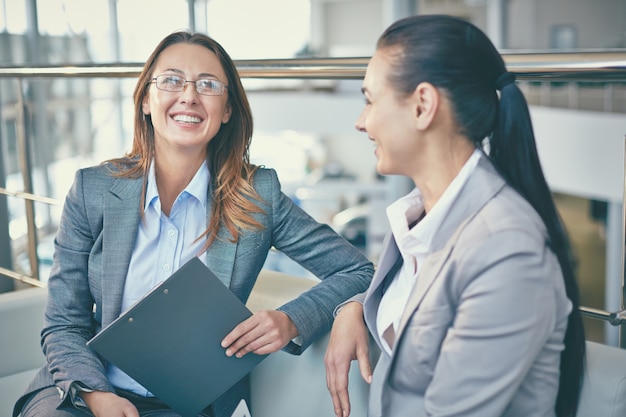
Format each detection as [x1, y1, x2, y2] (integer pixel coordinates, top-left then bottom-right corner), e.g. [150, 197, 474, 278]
[364, 157, 571, 417]
[14, 162, 373, 417]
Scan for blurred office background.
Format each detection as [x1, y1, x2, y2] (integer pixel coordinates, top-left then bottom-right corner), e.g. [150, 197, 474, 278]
[1, 0, 625, 345]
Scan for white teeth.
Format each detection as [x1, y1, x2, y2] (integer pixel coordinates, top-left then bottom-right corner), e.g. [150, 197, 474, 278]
[173, 114, 201, 123]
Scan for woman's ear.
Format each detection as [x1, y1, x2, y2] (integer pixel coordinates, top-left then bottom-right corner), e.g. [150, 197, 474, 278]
[221, 103, 232, 124]
[413, 82, 439, 131]
[142, 94, 151, 116]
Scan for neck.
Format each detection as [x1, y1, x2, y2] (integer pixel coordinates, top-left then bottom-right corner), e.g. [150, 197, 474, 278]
[412, 138, 475, 213]
[154, 152, 205, 216]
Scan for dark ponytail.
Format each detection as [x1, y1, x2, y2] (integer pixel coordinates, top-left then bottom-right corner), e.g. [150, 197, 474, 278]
[380, 14, 585, 417]
[492, 77, 585, 417]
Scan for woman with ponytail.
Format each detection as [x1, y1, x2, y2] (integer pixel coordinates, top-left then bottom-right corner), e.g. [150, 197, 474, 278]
[324, 14, 585, 417]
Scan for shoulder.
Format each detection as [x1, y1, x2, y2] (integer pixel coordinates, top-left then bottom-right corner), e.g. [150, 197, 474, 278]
[68, 161, 142, 204]
[65, 163, 113, 196]
[477, 185, 547, 241]
[251, 166, 279, 183]
[444, 186, 561, 301]
[448, 185, 551, 282]
[75, 160, 121, 179]
[250, 166, 280, 195]
[76, 159, 140, 184]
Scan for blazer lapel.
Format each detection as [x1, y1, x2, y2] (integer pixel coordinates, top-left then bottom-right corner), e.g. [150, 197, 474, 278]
[101, 176, 143, 325]
[363, 233, 402, 348]
[370, 233, 401, 296]
[203, 181, 237, 288]
[394, 157, 507, 340]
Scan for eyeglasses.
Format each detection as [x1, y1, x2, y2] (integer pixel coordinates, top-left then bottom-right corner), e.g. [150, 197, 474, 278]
[149, 74, 228, 96]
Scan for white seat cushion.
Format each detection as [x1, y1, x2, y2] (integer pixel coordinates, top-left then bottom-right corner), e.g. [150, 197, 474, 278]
[577, 341, 626, 417]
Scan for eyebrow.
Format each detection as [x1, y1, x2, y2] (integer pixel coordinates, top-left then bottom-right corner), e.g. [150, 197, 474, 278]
[161, 68, 220, 79]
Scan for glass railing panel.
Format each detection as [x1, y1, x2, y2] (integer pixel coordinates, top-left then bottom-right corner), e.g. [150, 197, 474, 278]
[0, 53, 625, 346]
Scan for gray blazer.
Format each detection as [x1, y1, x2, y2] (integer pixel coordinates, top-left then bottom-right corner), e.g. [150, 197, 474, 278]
[364, 157, 571, 417]
[14, 163, 373, 417]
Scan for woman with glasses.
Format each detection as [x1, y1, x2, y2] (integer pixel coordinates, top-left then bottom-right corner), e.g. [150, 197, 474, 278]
[324, 15, 585, 417]
[14, 31, 373, 417]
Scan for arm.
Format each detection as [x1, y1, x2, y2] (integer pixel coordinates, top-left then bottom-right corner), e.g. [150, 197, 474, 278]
[267, 171, 374, 353]
[41, 169, 116, 397]
[420, 231, 565, 416]
[324, 300, 372, 417]
[222, 169, 374, 356]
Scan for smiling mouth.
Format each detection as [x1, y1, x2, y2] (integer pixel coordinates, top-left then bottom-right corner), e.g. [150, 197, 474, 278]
[173, 114, 202, 124]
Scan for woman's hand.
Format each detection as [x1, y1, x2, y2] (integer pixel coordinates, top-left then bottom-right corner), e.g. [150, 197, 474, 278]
[221, 310, 298, 357]
[80, 391, 139, 417]
[324, 301, 372, 417]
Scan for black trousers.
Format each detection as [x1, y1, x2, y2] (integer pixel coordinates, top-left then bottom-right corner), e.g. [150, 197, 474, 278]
[116, 389, 215, 417]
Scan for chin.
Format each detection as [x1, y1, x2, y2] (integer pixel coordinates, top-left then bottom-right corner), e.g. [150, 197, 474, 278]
[376, 161, 390, 176]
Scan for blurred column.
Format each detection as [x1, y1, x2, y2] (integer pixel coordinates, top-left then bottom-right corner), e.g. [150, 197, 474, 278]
[0, 5, 14, 291]
[382, 0, 416, 27]
[108, 0, 126, 153]
[192, 0, 208, 33]
[22, 0, 42, 281]
[486, 0, 506, 49]
[0, 103, 15, 292]
[187, 0, 196, 32]
[605, 201, 623, 346]
[309, 0, 327, 56]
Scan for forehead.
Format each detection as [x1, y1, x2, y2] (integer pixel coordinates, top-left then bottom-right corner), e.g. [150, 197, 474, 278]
[153, 43, 227, 79]
[363, 48, 393, 93]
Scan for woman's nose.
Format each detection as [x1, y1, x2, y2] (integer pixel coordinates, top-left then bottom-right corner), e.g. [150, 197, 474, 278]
[180, 82, 199, 102]
[355, 111, 366, 132]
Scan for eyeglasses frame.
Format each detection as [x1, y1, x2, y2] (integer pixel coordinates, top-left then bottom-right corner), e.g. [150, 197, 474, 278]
[149, 74, 229, 96]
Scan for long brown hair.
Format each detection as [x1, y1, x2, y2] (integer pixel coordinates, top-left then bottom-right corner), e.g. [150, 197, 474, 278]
[108, 31, 264, 248]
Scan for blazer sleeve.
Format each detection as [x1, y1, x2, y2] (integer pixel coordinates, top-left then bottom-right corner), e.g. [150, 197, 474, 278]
[41, 168, 115, 396]
[418, 229, 568, 416]
[257, 169, 374, 354]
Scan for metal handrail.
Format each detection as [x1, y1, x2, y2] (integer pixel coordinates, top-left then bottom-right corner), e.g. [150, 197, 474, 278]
[0, 266, 45, 288]
[0, 50, 625, 81]
[0, 187, 62, 206]
[580, 306, 626, 326]
[1, 51, 626, 328]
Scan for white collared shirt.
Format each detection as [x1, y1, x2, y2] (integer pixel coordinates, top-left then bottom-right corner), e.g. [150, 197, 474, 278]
[106, 160, 210, 395]
[376, 149, 482, 355]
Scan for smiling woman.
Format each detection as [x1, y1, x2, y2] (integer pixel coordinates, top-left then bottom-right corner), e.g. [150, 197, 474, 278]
[324, 14, 586, 417]
[141, 42, 233, 194]
[12, 30, 374, 417]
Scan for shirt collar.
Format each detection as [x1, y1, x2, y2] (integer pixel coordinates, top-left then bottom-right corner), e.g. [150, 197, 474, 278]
[144, 160, 210, 212]
[387, 149, 483, 255]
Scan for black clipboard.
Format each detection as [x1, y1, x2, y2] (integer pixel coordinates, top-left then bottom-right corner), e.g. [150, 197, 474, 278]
[87, 257, 267, 417]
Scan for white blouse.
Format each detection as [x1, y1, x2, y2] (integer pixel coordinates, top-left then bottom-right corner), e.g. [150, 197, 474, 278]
[377, 149, 482, 355]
